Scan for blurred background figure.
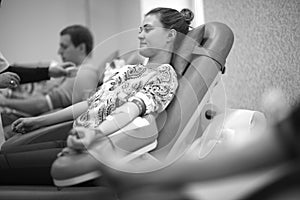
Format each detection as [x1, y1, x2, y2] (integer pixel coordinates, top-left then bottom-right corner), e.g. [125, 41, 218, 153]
[0, 25, 96, 137]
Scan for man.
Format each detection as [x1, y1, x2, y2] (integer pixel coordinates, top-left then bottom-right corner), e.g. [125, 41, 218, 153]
[0, 25, 98, 125]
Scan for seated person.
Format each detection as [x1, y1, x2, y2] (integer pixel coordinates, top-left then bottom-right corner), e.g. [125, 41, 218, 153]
[11, 7, 194, 152]
[0, 25, 99, 130]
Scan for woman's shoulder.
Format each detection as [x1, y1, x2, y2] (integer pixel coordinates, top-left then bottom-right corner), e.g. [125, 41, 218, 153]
[109, 64, 146, 78]
[157, 64, 177, 75]
[122, 63, 148, 73]
[121, 64, 141, 70]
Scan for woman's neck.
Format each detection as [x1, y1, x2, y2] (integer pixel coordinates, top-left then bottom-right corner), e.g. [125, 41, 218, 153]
[147, 50, 172, 67]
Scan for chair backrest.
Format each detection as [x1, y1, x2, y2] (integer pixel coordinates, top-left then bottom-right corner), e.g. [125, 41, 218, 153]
[152, 22, 234, 160]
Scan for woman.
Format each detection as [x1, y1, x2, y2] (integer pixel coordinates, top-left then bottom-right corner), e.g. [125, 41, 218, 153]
[12, 8, 194, 150]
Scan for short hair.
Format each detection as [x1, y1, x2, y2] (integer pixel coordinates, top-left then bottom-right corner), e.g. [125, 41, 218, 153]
[60, 25, 94, 55]
[145, 7, 194, 35]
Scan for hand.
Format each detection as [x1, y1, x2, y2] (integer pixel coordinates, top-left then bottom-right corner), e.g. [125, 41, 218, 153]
[11, 117, 41, 134]
[66, 127, 97, 150]
[0, 72, 20, 89]
[48, 62, 77, 78]
[57, 147, 78, 157]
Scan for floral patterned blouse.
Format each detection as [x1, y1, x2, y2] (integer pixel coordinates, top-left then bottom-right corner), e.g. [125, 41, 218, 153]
[74, 63, 178, 129]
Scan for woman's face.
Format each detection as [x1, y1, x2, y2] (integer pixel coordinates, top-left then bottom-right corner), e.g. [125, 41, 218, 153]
[138, 14, 171, 58]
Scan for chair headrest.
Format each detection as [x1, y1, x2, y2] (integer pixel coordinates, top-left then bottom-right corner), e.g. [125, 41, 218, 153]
[171, 22, 234, 76]
[171, 26, 204, 76]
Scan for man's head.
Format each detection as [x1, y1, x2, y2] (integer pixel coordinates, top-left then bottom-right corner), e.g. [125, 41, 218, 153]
[58, 25, 93, 65]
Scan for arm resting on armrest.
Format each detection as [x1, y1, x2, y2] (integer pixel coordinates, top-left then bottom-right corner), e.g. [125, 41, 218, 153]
[67, 101, 141, 150]
[99, 102, 141, 136]
[12, 101, 88, 133]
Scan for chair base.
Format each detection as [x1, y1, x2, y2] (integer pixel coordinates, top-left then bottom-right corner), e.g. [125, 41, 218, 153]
[53, 170, 102, 187]
[53, 141, 157, 187]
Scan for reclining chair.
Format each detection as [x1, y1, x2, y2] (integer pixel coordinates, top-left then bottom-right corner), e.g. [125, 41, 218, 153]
[0, 21, 234, 199]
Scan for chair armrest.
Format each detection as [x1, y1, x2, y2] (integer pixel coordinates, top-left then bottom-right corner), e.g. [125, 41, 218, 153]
[1, 121, 73, 152]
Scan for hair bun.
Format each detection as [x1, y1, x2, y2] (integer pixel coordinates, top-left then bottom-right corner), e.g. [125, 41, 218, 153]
[180, 8, 194, 25]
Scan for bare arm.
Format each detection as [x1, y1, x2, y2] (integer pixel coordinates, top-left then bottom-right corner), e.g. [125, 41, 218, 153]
[98, 102, 140, 136]
[66, 101, 141, 150]
[12, 101, 88, 133]
[37, 100, 88, 126]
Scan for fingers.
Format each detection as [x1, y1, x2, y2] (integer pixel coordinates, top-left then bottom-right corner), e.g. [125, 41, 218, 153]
[69, 128, 80, 138]
[67, 135, 86, 150]
[49, 62, 77, 78]
[9, 75, 20, 88]
[60, 62, 75, 69]
[13, 122, 25, 133]
[1, 72, 20, 88]
[11, 118, 26, 133]
[67, 127, 96, 150]
[57, 147, 77, 157]
[48, 62, 74, 78]
[65, 67, 78, 77]
[67, 128, 84, 149]
[9, 72, 21, 83]
[11, 119, 22, 131]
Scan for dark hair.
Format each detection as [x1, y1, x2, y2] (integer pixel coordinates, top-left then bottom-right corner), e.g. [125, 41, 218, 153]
[60, 25, 94, 55]
[145, 7, 194, 35]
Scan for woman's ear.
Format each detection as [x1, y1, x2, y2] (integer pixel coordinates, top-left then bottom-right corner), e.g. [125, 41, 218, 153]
[167, 29, 177, 43]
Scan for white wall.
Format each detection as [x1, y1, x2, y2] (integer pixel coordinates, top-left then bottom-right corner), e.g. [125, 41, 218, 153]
[87, 0, 119, 69]
[0, 0, 204, 69]
[0, 0, 87, 63]
[0, 0, 141, 69]
[88, 0, 141, 62]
